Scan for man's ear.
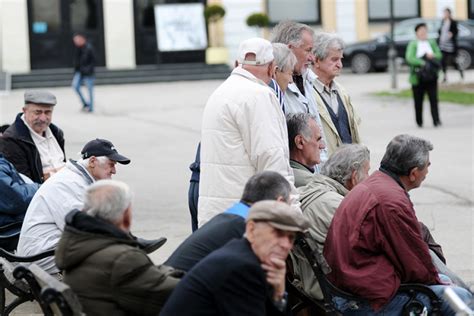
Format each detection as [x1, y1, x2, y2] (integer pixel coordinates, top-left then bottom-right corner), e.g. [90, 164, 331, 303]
[245, 220, 256, 242]
[122, 206, 132, 231]
[295, 135, 305, 150]
[408, 167, 418, 182]
[88, 156, 97, 168]
[346, 169, 358, 190]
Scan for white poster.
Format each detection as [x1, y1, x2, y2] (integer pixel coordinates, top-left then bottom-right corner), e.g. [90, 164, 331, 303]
[154, 3, 208, 52]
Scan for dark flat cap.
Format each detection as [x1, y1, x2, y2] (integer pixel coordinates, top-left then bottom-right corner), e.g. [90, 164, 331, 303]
[247, 200, 309, 232]
[24, 90, 57, 106]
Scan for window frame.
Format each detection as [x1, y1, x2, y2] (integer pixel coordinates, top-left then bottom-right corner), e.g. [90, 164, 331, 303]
[368, 0, 421, 22]
[266, 0, 321, 26]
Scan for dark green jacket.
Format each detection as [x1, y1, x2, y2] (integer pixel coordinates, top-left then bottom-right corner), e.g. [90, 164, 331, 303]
[55, 210, 179, 316]
[405, 39, 442, 86]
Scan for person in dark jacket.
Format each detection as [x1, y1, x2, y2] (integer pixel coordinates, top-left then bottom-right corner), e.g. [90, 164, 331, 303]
[0, 90, 65, 183]
[55, 180, 180, 316]
[72, 33, 96, 112]
[166, 171, 291, 272]
[438, 8, 463, 82]
[161, 200, 309, 316]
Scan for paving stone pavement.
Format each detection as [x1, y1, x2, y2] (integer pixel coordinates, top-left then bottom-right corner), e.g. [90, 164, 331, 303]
[1, 69, 472, 314]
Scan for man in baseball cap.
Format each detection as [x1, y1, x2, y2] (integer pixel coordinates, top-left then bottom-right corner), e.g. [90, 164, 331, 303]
[0, 90, 65, 183]
[18, 138, 137, 275]
[81, 138, 130, 165]
[162, 200, 308, 315]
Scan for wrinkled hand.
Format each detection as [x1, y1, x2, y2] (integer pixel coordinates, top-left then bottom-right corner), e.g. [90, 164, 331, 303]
[261, 257, 286, 301]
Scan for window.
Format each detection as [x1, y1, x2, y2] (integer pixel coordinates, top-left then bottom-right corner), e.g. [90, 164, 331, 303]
[70, 0, 99, 32]
[267, 0, 320, 25]
[368, 0, 420, 21]
[31, 0, 61, 33]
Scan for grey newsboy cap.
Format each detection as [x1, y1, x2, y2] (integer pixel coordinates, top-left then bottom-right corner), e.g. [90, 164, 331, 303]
[24, 90, 57, 106]
[247, 200, 309, 232]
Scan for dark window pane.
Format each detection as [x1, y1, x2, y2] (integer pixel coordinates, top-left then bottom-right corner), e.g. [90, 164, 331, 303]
[268, 0, 319, 24]
[136, 0, 167, 29]
[368, 0, 419, 20]
[31, 0, 60, 33]
[70, 0, 98, 31]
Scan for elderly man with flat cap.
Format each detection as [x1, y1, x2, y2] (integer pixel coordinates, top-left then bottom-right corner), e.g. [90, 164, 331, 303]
[161, 200, 309, 316]
[17, 138, 157, 274]
[0, 90, 65, 183]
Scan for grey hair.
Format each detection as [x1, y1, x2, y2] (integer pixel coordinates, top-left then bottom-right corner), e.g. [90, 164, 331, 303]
[77, 156, 109, 168]
[270, 20, 315, 47]
[321, 144, 370, 186]
[313, 32, 345, 60]
[241, 171, 291, 204]
[272, 43, 297, 73]
[83, 179, 132, 223]
[380, 134, 433, 176]
[286, 113, 315, 152]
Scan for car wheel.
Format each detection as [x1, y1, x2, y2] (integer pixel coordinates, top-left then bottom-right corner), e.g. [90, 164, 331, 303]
[456, 49, 472, 70]
[350, 53, 372, 73]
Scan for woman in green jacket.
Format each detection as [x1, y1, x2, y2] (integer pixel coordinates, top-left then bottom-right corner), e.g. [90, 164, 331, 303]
[405, 23, 442, 127]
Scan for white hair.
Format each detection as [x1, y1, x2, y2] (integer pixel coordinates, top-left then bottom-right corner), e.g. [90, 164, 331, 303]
[77, 156, 109, 168]
[83, 180, 132, 223]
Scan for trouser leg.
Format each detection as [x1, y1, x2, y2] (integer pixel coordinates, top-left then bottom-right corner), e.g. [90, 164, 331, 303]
[412, 85, 424, 126]
[188, 181, 199, 232]
[72, 72, 87, 107]
[426, 82, 440, 125]
[84, 76, 95, 111]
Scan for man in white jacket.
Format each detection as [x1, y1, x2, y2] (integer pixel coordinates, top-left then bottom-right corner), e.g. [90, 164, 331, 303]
[198, 38, 299, 226]
[17, 138, 130, 274]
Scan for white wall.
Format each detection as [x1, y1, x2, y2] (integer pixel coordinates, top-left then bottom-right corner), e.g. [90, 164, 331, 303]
[437, 0, 456, 17]
[0, 0, 30, 73]
[222, 0, 262, 65]
[103, 0, 135, 69]
[335, 0, 357, 44]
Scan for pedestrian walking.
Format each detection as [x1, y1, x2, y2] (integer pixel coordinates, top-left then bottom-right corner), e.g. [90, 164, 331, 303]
[72, 33, 96, 112]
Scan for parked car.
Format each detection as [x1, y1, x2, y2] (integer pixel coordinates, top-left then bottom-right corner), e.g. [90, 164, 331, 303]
[344, 18, 474, 73]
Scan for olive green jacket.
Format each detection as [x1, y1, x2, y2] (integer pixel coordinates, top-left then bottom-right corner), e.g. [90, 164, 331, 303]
[405, 39, 442, 86]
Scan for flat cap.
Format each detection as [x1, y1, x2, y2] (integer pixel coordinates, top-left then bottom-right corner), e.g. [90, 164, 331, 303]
[247, 200, 309, 232]
[24, 90, 57, 106]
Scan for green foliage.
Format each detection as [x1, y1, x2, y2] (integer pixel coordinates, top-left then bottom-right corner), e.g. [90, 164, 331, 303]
[204, 4, 226, 23]
[246, 13, 270, 28]
[374, 89, 474, 106]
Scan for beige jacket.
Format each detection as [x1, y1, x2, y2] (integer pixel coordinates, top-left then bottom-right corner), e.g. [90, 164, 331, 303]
[198, 67, 298, 225]
[313, 80, 361, 156]
[291, 174, 348, 300]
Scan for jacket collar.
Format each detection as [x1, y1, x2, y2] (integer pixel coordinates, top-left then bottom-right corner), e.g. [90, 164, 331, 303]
[231, 66, 270, 87]
[4, 113, 62, 145]
[290, 159, 315, 174]
[65, 209, 135, 243]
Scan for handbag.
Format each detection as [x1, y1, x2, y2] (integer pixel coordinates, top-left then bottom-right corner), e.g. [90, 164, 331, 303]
[415, 58, 440, 83]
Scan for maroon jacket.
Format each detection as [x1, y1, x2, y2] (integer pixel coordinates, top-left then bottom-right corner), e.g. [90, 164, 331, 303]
[323, 170, 440, 310]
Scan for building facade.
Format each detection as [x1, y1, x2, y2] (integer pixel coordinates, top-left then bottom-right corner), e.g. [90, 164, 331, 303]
[0, 0, 471, 74]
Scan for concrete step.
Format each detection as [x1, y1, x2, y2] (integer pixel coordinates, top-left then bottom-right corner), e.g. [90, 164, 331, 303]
[11, 63, 230, 89]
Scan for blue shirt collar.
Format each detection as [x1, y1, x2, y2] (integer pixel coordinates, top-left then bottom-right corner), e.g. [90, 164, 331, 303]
[224, 201, 250, 219]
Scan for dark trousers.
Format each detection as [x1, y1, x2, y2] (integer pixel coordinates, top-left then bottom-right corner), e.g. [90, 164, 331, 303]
[441, 51, 462, 75]
[188, 181, 199, 232]
[412, 81, 440, 126]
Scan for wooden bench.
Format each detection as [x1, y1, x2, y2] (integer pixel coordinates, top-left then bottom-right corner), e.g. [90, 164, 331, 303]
[0, 247, 55, 315]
